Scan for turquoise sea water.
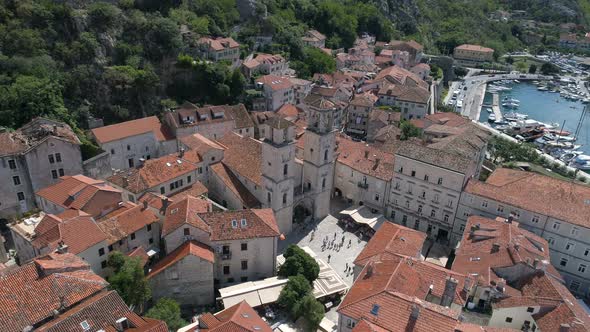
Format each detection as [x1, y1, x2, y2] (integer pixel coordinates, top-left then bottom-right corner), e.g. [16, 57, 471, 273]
[480, 83, 590, 155]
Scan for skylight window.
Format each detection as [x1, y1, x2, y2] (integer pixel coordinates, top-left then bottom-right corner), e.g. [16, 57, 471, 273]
[80, 321, 90, 331]
[370, 304, 380, 316]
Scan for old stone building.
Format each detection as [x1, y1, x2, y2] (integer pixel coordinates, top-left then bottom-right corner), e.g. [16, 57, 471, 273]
[0, 118, 84, 218]
[90, 116, 176, 171]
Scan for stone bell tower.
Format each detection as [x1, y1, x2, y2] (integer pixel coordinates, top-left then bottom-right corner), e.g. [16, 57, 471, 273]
[303, 97, 336, 220]
[261, 117, 296, 234]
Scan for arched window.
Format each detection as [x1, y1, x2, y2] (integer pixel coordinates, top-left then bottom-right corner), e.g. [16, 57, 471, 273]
[283, 164, 288, 176]
[324, 149, 329, 161]
[282, 193, 287, 205]
[322, 178, 326, 189]
[267, 192, 271, 203]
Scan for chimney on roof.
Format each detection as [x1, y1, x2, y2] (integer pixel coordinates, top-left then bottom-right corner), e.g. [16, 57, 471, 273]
[496, 278, 505, 293]
[440, 277, 458, 307]
[560, 323, 571, 332]
[507, 214, 514, 223]
[364, 150, 369, 158]
[161, 197, 170, 213]
[52, 124, 58, 134]
[463, 276, 472, 293]
[179, 147, 185, 158]
[491, 243, 500, 253]
[514, 243, 520, 251]
[533, 258, 540, 269]
[56, 241, 68, 254]
[365, 262, 374, 279]
[115, 317, 130, 332]
[142, 199, 148, 211]
[138, 158, 145, 168]
[410, 304, 420, 320]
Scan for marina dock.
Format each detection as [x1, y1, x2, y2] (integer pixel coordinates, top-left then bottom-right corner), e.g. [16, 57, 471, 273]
[491, 93, 503, 122]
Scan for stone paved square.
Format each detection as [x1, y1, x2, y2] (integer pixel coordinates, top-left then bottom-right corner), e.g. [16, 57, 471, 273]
[278, 202, 369, 323]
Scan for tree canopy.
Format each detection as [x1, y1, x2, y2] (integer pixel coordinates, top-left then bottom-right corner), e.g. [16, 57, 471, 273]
[278, 245, 320, 282]
[107, 252, 151, 308]
[145, 298, 187, 331]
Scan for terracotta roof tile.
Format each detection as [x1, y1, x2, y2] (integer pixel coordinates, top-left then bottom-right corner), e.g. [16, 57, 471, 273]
[256, 75, 293, 91]
[336, 136, 395, 181]
[32, 212, 107, 254]
[377, 83, 430, 104]
[0, 118, 81, 156]
[128, 246, 150, 267]
[216, 133, 263, 186]
[210, 163, 261, 208]
[198, 301, 272, 332]
[452, 216, 554, 286]
[198, 37, 240, 51]
[179, 133, 225, 158]
[148, 240, 214, 278]
[197, 209, 279, 241]
[107, 153, 199, 194]
[374, 65, 429, 90]
[465, 168, 590, 229]
[91, 116, 173, 144]
[491, 271, 590, 331]
[162, 196, 212, 236]
[396, 141, 472, 174]
[96, 203, 159, 245]
[354, 221, 426, 266]
[169, 182, 209, 199]
[455, 44, 494, 53]
[341, 255, 470, 312]
[36, 290, 168, 332]
[0, 253, 107, 331]
[350, 92, 378, 107]
[36, 175, 122, 212]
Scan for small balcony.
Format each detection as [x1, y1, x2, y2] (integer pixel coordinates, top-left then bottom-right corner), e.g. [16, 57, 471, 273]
[220, 252, 232, 260]
[357, 182, 369, 189]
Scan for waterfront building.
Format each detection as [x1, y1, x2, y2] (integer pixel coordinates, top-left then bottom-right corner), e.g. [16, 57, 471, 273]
[377, 83, 431, 120]
[386, 124, 489, 245]
[453, 44, 495, 66]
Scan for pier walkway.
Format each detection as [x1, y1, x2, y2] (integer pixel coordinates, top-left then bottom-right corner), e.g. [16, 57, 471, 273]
[491, 93, 502, 122]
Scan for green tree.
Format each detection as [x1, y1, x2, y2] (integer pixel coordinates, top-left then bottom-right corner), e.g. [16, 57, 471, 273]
[0, 75, 69, 128]
[540, 62, 560, 75]
[88, 2, 121, 31]
[400, 120, 422, 140]
[277, 275, 312, 310]
[292, 47, 336, 79]
[145, 298, 187, 331]
[515, 61, 527, 73]
[528, 64, 537, 74]
[293, 295, 325, 332]
[488, 136, 539, 164]
[107, 252, 151, 308]
[278, 245, 320, 282]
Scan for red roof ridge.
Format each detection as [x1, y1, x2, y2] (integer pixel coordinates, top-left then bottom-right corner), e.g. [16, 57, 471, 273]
[147, 240, 214, 278]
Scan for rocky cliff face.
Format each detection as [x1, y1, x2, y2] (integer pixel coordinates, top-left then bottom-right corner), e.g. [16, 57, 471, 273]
[366, 0, 421, 34]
